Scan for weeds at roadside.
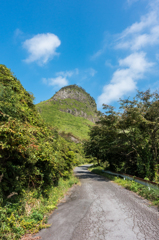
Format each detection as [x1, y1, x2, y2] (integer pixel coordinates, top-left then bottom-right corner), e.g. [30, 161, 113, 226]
[89, 166, 159, 208]
[0, 175, 79, 240]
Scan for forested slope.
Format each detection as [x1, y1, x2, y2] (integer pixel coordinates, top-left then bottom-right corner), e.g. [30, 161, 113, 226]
[85, 90, 159, 182]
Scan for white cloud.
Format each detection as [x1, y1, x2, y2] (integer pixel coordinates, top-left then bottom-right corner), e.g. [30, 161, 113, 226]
[149, 0, 159, 10]
[91, 49, 105, 60]
[98, 52, 154, 106]
[116, 10, 159, 51]
[80, 68, 97, 81]
[119, 52, 153, 72]
[14, 29, 24, 39]
[23, 33, 61, 65]
[105, 60, 114, 68]
[90, 33, 110, 60]
[56, 68, 79, 78]
[86, 68, 97, 77]
[42, 68, 79, 89]
[13, 29, 25, 44]
[42, 76, 68, 88]
[96, 0, 159, 107]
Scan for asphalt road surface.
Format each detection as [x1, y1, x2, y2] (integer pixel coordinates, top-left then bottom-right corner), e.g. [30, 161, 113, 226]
[36, 165, 159, 240]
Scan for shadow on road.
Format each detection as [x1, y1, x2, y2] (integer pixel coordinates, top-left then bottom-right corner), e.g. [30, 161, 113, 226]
[74, 165, 110, 182]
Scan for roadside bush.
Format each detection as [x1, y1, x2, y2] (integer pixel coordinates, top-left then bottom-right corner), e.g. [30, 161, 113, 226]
[0, 65, 75, 203]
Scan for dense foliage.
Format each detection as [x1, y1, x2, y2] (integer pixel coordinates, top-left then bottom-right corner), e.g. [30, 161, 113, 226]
[0, 65, 77, 204]
[84, 90, 159, 182]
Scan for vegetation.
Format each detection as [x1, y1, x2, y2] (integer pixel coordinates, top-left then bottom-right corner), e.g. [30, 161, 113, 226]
[84, 90, 159, 182]
[0, 65, 82, 239]
[0, 175, 79, 240]
[89, 166, 159, 208]
[36, 98, 94, 140]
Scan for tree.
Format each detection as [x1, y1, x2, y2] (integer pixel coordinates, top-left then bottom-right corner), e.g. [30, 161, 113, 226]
[84, 90, 159, 181]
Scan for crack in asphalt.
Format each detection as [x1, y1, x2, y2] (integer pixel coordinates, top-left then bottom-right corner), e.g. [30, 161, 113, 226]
[36, 165, 159, 240]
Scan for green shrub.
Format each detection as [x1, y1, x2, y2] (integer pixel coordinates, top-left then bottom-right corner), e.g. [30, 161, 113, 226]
[0, 65, 75, 202]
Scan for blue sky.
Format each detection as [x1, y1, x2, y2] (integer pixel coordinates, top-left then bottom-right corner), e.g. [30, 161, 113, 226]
[1, 0, 159, 110]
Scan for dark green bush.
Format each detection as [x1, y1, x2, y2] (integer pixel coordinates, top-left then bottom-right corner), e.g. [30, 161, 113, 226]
[0, 65, 75, 203]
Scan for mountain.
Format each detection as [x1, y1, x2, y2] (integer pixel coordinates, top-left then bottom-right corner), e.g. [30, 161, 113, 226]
[36, 85, 99, 140]
[51, 85, 98, 122]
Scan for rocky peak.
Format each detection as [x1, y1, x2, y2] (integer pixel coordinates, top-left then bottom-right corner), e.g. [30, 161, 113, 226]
[50, 85, 98, 123]
[52, 85, 96, 107]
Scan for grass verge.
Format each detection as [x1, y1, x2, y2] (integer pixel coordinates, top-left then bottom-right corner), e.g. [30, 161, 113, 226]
[0, 174, 79, 240]
[89, 166, 159, 208]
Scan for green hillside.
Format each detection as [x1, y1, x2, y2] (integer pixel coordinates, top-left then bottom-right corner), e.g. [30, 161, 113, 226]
[36, 86, 97, 140]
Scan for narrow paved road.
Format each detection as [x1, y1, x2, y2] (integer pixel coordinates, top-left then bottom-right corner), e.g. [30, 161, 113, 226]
[36, 165, 159, 240]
